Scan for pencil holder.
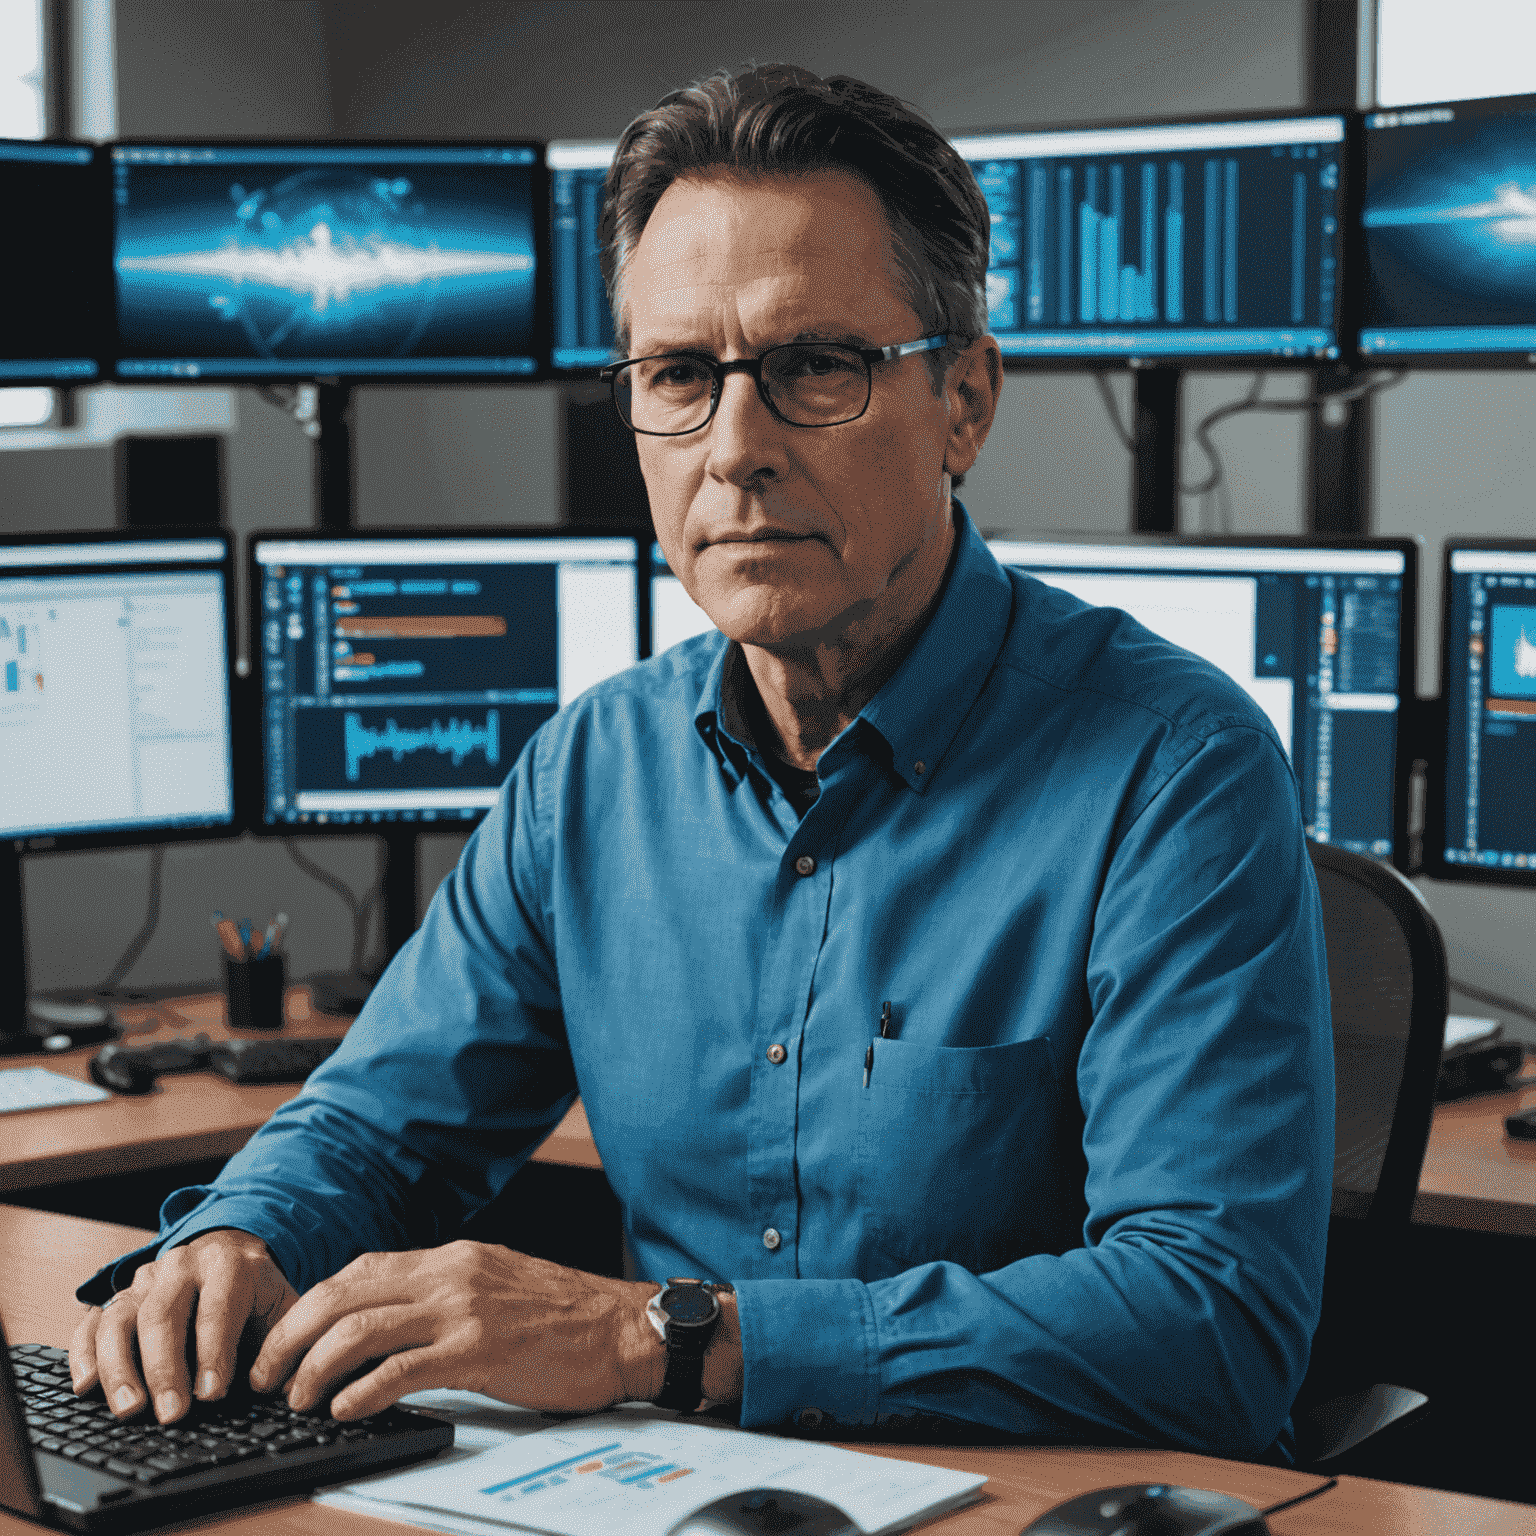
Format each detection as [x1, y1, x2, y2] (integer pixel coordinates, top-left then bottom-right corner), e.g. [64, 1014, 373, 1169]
[225, 953, 286, 1031]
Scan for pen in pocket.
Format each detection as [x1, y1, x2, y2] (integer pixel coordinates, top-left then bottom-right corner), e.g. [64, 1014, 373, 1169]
[863, 1001, 894, 1088]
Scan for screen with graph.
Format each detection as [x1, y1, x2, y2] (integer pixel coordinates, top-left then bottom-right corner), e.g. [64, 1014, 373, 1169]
[0, 535, 235, 845]
[0, 141, 107, 384]
[989, 539, 1415, 863]
[1436, 543, 1536, 882]
[548, 142, 617, 370]
[953, 114, 1347, 362]
[253, 533, 639, 828]
[111, 143, 543, 380]
[1360, 93, 1536, 361]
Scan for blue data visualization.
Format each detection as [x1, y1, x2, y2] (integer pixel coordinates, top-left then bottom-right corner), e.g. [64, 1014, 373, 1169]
[112, 145, 541, 379]
[0, 141, 106, 383]
[547, 143, 617, 370]
[342, 710, 501, 783]
[954, 115, 1345, 361]
[1361, 95, 1536, 359]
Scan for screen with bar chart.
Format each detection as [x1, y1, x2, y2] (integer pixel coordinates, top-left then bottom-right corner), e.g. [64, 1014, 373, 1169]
[0, 141, 108, 385]
[1435, 542, 1536, 883]
[1359, 93, 1536, 363]
[252, 533, 639, 828]
[988, 538, 1415, 864]
[111, 143, 543, 380]
[0, 534, 235, 846]
[547, 142, 617, 370]
[953, 113, 1347, 362]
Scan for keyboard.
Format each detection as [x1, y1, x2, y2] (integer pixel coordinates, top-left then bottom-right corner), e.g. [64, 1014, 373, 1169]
[0, 1068, 109, 1115]
[9, 1342, 453, 1531]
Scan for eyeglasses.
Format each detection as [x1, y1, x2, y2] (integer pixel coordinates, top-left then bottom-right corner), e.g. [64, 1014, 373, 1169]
[601, 334, 949, 437]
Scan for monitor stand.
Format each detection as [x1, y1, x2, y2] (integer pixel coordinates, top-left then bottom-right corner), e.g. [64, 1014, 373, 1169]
[305, 829, 418, 1017]
[0, 845, 116, 1056]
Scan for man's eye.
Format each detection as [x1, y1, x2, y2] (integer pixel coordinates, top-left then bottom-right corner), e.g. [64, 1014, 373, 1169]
[644, 358, 711, 388]
[778, 348, 860, 379]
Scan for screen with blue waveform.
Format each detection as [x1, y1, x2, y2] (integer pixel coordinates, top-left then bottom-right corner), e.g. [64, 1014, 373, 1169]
[1360, 94, 1536, 360]
[0, 141, 107, 384]
[112, 144, 542, 379]
[953, 115, 1345, 362]
[548, 143, 617, 370]
[1437, 544, 1536, 882]
[254, 533, 639, 828]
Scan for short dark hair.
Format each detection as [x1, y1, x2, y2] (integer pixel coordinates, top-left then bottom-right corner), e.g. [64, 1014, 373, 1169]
[599, 63, 990, 388]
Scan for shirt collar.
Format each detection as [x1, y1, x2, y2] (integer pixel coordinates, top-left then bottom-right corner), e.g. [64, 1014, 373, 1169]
[692, 501, 1013, 793]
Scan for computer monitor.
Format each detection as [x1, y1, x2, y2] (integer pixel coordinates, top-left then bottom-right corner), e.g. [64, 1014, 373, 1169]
[649, 543, 715, 658]
[989, 537, 1418, 865]
[0, 531, 237, 847]
[1359, 92, 1536, 364]
[111, 142, 546, 381]
[251, 530, 641, 829]
[0, 141, 108, 385]
[951, 112, 1349, 363]
[547, 141, 618, 371]
[1432, 540, 1536, 883]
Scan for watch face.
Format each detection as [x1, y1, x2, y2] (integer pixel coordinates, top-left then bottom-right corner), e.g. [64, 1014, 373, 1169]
[660, 1284, 719, 1327]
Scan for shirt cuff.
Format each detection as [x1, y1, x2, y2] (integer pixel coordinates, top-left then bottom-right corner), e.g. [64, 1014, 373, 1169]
[735, 1277, 880, 1430]
[73, 1188, 308, 1306]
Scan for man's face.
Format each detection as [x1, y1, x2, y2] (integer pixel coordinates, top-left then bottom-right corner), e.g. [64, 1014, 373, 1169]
[624, 169, 965, 654]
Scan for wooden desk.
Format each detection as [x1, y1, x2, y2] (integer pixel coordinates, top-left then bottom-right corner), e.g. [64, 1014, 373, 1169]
[0, 991, 597, 1194]
[1414, 1074, 1536, 1237]
[2, 1205, 1531, 1535]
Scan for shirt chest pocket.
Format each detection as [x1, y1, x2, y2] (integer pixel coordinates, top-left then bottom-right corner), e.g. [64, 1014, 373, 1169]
[857, 1035, 1068, 1278]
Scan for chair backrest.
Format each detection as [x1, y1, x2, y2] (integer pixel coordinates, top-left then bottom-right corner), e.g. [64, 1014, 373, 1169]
[1314, 841, 1443, 1222]
[1308, 840, 1448, 1227]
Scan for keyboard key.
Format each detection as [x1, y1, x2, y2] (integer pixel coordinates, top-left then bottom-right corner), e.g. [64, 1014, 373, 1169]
[106, 1459, 141, 1479]
[78, 1450, 108, 1467]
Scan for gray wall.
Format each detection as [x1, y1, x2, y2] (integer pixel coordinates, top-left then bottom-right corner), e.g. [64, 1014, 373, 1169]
[4, 0, 1533, 1028]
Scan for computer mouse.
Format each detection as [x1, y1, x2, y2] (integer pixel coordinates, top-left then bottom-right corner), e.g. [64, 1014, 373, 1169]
[87, 1045, 158, 1096]
[667, 1487, 860, 1536]
[1019, 1483, 1269, 1536]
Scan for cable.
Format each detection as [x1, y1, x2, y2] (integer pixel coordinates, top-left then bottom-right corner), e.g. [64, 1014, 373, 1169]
[258, 383, 322, 439]
[1259, 1476, 1338, 1518]
[283, 839, 380, 976]
[96, 846, 165, 994]
[1093, 372, 1137, 452]
[1450, 977, 1536, 1028]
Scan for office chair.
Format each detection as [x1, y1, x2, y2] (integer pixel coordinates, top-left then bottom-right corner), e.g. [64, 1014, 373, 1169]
[1287, 839, 1448, 1467]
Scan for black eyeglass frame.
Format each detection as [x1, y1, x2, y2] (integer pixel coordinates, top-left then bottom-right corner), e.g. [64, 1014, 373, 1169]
[600, 333, 950, 436]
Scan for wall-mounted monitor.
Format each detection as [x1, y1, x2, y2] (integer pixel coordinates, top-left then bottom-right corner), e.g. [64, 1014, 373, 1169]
[0, 531, 237, 849]
[1432, 540, 1536, 884]
[952, 113, 1349, 364]
[1359, 93, 1536, 365]
[111, 143, 546, 381]
[989, 537, 1418, 866]
[251, 530, 641, 830]
[547, 141, 617, 371]
[0, 141, 108, 386]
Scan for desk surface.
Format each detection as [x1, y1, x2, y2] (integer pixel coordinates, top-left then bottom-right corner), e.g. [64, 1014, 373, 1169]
[1, 1206, 1531, 1536]
[1414, 1073, 1536, 1237]
[0, 991, 597, 1193]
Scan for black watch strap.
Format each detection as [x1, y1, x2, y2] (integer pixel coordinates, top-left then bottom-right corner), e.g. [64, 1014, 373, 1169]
[651, 1280, 730, 1412]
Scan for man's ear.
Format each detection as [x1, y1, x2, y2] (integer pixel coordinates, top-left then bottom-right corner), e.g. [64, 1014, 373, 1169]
[942, 337, 1003, 480]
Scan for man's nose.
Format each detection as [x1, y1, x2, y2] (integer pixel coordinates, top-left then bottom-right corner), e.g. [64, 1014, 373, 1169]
[705, 370, 783, 485]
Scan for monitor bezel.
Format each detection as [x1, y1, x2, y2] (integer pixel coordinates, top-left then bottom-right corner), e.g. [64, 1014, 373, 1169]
[107, 138, 551, 386]
[0, 526, 242, 855]
[245, 523, 646, 837]
[987, 531, 1421, 870]
[545, 140, 619, 379]
[1427, 536, 1536, 887]
[1357, 90, 1536, 369]
[0, 139, 113, 388]
[949, 105, 1360, 371]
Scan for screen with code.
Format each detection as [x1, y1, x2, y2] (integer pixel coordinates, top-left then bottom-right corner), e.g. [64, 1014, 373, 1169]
[989, 539, 1413, 861]
[953, 115, 1347, 362]
[113, 143, 542, 380]
[547, 142, 617, 370]
[253, 535, 638, 827]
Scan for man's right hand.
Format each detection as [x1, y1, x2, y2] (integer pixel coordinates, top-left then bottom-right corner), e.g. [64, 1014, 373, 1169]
[69, 1229, 299, 1426]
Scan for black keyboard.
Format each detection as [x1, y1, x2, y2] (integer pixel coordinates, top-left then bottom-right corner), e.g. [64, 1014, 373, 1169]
[9, 1341, 453, 1531]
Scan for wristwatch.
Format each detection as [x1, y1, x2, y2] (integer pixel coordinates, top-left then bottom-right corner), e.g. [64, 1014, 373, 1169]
[646, 1278, 732, 1412]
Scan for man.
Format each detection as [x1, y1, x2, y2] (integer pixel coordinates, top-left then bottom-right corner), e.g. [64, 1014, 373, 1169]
[72, 65, 1332, 1460]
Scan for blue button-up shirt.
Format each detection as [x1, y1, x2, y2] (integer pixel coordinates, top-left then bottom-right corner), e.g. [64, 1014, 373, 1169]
[83, 507, 1332, 1460]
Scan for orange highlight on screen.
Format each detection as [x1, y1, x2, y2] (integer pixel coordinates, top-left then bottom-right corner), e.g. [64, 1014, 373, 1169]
[575, 1461, 604, 1474]
[335, 615, 507, 640]
[1487, 698, 1536, 717]
[657, 1468, 695, 1483]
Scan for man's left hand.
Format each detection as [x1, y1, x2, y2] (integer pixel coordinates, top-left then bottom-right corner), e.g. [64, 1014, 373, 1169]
[248, 1241, 737, 1419]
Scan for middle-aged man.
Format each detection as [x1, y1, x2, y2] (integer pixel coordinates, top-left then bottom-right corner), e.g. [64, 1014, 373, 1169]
[72, 65, 1333, 1461]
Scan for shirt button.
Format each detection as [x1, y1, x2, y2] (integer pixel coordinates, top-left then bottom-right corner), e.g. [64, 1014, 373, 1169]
[762, 1227, 782, 1251]
[766, 1043, 787, 1065]
[797, 1407, 825, 1430]
[794, 855, 816, 877]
